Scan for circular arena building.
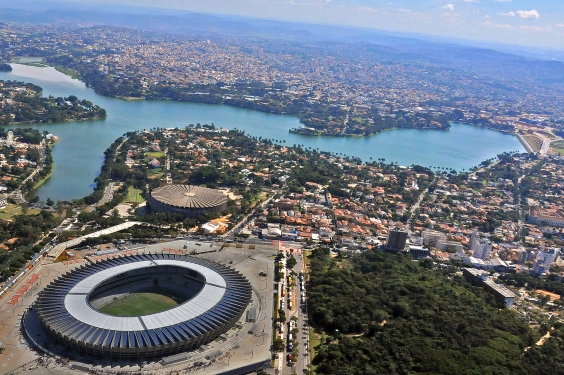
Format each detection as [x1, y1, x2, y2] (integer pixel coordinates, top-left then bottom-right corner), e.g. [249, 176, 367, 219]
[149, 184, 228, 218]
[34, 254, 252, 359]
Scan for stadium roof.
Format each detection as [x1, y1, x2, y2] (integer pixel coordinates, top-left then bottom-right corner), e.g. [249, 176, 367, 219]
[35, 254, 252, 358]
[65, 259, 227, 331]
[151, 184, 228, 209]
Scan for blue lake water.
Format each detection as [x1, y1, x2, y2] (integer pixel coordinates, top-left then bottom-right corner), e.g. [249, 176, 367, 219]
[0, 64, 524, 202]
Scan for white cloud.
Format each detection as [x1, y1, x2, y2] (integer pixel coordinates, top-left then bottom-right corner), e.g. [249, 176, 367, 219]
[556, 23, 564, 28]
[502, 10, 540, 19]
[462, 0, 479, 3]
[357, 6, 378, 13]
[520, 25, 552, 32]
[443, 4, 454, 11]
[484, 21, 514, 29]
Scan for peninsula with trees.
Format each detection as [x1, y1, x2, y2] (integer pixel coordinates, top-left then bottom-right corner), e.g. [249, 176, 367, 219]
[0, 80, 107, 125]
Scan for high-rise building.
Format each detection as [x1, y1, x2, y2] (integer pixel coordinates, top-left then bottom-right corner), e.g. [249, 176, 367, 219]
[6, 131, 13, 147]
[473, 239, 492, 260]
[469, 230, 492, 260]
[469, 230, 479, 251]
[532, 247, 560, 275]
[386, 228, 408, 251]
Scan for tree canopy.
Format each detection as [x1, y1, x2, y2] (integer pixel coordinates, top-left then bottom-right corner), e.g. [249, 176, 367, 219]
[308, 248, 543, 374]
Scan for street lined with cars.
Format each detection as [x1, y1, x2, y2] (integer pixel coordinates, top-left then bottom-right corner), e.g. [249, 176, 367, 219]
[277, 248, 309, 375]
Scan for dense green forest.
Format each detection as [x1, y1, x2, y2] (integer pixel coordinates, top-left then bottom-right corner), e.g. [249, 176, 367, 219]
[307, 248, 552, 374]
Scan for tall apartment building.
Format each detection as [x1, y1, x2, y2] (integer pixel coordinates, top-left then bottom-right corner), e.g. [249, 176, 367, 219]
[386, 228, 408, 251]
[532, 247, 560, 275]
[469, 230, 479, 251]
[469, 231, 492, 260]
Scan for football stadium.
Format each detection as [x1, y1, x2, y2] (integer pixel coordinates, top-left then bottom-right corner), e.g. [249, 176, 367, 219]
[34, 254, 252, 359]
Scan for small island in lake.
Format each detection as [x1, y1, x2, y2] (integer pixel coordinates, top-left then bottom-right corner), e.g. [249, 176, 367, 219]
[0, 80, 106, 125]
[0, 63, 12, 72]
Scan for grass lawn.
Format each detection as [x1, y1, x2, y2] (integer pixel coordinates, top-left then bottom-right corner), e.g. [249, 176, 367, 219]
[0, 204, 41, 220]
[145, 151, 164, 159]
[21, 61, 48, 67]
[52, 65, 79, 79]
[147, 168, 164, 179]
[125, 186, 145, 203]
[98, 292, 178, 317]
[538, 130, 557, 140]
[551, 147, 564, 156]
[550, 140, 564, 156]
[303, 250, 311, 275]
[524, 135, 543, 152]
[309, 328, 325, 374]
[147, 167, 162, 176]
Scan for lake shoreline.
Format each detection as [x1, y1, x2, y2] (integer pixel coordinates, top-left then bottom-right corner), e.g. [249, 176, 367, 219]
[0, 63, 526, 201]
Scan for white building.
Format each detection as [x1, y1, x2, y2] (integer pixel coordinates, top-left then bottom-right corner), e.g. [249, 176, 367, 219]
[469, 230, 492, 260]
[6, 131, 13, 147]
[421, 229, 446, 247]
[201, 222, 220, 234]
[472, 239, 492, 260]
[532, 247, 560, 275]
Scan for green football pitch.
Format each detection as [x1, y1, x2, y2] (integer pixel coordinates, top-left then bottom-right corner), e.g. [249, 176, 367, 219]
[98, 292, 179, 317]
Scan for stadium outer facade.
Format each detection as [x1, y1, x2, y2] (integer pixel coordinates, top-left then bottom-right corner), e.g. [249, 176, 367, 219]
[149, 184, 228, 218]
[34, 254, 252, 359]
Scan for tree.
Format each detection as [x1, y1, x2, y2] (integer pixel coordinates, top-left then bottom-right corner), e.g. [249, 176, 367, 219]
[56, 202, 65, 216]
[26, 147, 41, 162]
[278, 309, 286, 323]
[272, 338, 285, 352]
[308, 249, 537, 374]
[46, 198, 54, 207]
[287, 254, 297, 269]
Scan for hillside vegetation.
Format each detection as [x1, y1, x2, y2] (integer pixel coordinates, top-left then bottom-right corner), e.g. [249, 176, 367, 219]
[307, 249, 555, 374]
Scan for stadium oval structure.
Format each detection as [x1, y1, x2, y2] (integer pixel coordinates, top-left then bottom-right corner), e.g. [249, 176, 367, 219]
[149, 184, 228, 218]
[34, 254, 252, 359]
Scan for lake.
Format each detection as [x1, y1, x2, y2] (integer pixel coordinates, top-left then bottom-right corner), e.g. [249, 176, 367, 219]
[0, 64, 524, 202]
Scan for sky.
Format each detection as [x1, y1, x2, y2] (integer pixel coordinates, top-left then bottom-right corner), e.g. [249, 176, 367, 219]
[11, 1, 564, 50]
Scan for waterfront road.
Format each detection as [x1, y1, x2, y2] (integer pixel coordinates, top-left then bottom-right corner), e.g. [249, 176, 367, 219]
[534, 132, 551, 157]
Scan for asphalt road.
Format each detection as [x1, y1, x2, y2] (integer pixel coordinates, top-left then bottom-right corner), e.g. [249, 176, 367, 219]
[534, 131, 551, 156]
[279, 251, 309, 375]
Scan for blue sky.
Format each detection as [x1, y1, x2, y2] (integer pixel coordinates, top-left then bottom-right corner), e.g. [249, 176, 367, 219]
[26, 1, 564, 49]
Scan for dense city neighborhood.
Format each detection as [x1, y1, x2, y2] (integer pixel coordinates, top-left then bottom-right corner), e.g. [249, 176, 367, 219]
[1, 23, 564, 137]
